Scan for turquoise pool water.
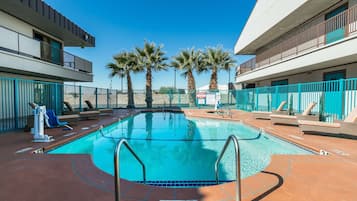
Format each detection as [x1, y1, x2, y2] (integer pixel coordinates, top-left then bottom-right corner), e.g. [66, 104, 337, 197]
[49, 112, 311, 186]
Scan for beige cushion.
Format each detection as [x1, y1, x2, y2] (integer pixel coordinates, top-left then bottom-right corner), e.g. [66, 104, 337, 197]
[80, 111, 100, 115]
[298, 120, 340, 128]
[270, 114, 297, 119]
[58, 114, 80, 120]
[252, 111, 271, 114]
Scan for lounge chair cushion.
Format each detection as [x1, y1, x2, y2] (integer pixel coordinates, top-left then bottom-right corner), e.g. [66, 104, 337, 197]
[253, 111, 271, 114]
[80, 111, 100, 115]
[270, 114, 297, 119]
[298, 120, 340, 128]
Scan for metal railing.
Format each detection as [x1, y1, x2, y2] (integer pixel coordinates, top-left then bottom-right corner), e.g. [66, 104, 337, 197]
[0, 25, 92, 73]
[235, 78, 357, 122]
[237, 4, 357, 75]
[114, 138, 146, 201]
[215, 135, 241, 201]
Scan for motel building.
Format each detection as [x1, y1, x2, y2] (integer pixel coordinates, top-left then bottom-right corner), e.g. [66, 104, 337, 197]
[0, 0, 95, 131]
[235, 0, 357, 88]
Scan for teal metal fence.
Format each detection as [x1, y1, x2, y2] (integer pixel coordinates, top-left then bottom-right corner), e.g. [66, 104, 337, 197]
[0, 76, 237, 132]
[3, 76, 356, 132]
[0, 77, 117, 132]
[236, 78, 357, 122]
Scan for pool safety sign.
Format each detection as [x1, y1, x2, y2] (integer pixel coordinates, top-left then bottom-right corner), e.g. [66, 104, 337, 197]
[196, 92, 220, 105]
[196, 92, 206, 105]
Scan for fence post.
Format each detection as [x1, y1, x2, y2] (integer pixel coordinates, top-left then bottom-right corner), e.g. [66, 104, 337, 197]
[116, 90, 118, 108]
[298, 83, 301, 113]
[107, 88, 110, 109]
[255, 88, 259, 111]
[79, 85, 82, 111]
[274, 86, 279, 109]
[339, 79, 345, 119]
[55, 82, 59, 115]
[178, 92, 181, 107]
[14, 79, 19, 129]
[236, 91, 239, 109]
[95, 88, 98, 109]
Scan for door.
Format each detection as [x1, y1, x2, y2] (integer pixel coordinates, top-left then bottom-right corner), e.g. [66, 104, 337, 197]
[50, 40, 62, 65]
[323, 70, 345, 119]
[325, 4, 348, 44]
[272, 79, 288, 110]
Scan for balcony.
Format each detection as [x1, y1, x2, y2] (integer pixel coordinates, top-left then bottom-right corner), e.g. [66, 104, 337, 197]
[237, 4, 357, 77]
[0, 25, 92, 81]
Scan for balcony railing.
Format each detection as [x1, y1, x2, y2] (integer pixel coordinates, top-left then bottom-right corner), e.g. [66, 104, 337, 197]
[237, 4, 357, 76]
[0, 25, 92, 74]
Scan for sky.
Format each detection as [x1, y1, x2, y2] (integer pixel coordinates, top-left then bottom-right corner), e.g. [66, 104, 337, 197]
[45, 0, 255, 90]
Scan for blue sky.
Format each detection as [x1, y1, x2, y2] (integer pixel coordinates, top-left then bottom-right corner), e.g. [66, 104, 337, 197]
[46, 0, 255, 90]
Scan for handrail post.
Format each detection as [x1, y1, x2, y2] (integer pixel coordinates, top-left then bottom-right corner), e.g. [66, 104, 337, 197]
[114, 138, 146, 201]
[214, 135, 241, 201]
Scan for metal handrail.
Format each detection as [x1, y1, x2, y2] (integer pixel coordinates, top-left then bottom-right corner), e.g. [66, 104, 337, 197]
[114, 138, 146, 201]
[214, 135, 241, 201]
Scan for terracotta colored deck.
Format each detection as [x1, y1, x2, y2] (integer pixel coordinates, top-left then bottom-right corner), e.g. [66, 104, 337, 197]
[0, 109, 357, 201]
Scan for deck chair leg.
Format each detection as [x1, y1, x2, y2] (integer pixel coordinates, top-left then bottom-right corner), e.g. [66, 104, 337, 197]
[64, 125, 73, 130]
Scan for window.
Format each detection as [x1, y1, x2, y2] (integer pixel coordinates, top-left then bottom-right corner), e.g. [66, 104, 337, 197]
[325, 4, 348, 44]
[33, 31, 63, 65]
[271, 79, 288, 86]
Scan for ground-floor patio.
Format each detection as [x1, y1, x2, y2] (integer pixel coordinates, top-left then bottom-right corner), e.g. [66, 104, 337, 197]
[0, 109, 356, 201]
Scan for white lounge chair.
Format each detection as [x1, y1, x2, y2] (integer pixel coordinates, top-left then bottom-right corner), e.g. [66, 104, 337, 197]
[252, 101, 287, 120]
[298, 107, 357, 136]
[270, 102, 318, 126]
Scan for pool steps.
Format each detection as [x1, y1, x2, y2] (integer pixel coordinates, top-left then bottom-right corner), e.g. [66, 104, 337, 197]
[133, 180, 234, 187]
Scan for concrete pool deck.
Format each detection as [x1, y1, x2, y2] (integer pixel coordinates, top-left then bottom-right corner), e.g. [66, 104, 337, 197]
[0, 109, 356, 201]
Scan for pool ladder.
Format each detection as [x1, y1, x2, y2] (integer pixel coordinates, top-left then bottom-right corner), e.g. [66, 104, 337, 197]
[215, 135, 241, 201]
[114, 135, 241, 201]
[114, 138, 146, 201]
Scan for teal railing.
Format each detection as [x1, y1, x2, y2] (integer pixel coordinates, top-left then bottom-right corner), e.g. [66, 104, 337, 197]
[236, 78, 357, 122]
[0, 76, 237, 132]
[2, 76, 356, 132]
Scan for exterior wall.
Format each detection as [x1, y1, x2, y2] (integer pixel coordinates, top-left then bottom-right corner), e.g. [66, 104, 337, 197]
[234, 0, 307, 54]
[255, 63, 357, 87]
[351, 0, 357, 6]
[236, 35, 357, 84]
[256, 15, 325, 57]
[256, 0, 349, 61]
[0, 72, 62, 83]
[0, 50, 93, 82]
[0, 11, 93, 82]
[0, 10, 63, 45]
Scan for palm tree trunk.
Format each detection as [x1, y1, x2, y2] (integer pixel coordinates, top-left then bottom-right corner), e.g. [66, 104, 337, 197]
[187, 70, 196, 107]
[145, 66, 153, 108]
[209, 66, 218, 90]
[127, 72, 135, 108]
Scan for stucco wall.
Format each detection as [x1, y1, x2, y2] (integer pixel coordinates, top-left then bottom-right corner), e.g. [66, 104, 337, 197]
[0, 10, 63, 44]
[255, 63, 357, 87]
[256, 0, 351, 60]
[234, 0, 307, 54]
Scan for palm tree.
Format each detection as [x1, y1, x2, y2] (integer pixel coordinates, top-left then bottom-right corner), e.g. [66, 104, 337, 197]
[204, 47, 236, 90]
[171, 49, 205, 107]
[136, 41, 168, 108]
[107, 52, 142, 108]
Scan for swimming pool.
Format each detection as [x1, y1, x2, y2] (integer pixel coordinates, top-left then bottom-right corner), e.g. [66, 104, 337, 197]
[49, 112, 312, 187]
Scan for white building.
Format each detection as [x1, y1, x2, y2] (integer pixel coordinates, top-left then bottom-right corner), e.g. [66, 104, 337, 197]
[235, 0, 357, 89]
[198, 84, 228, 92]
[0, 0, 95, 130]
